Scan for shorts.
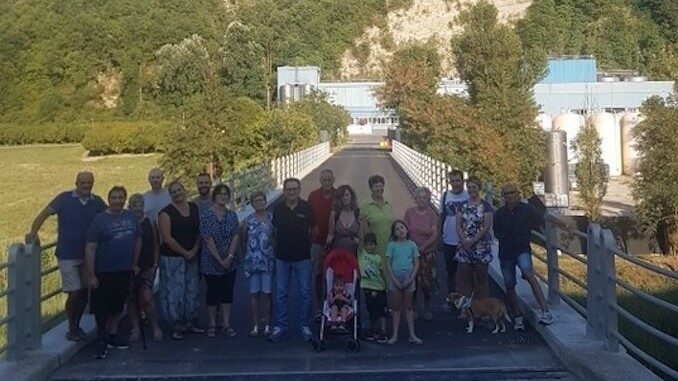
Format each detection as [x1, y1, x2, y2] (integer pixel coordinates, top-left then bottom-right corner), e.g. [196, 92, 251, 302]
[388, 269, 416, 292]
[500, 252, 534, 289]
[58, 259, 85, 292]
[442, 244, 459, 274]
[364, 289, 388, 319]
[310, 243, 326, 276]
[205, 272, 237, 305]
[248, 271, 273, 294]
[91, 271, 131, 316]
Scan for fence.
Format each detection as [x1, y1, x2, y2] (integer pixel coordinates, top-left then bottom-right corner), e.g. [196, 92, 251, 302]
[0, 141, 332, 361]
[390, 140, 678, 379]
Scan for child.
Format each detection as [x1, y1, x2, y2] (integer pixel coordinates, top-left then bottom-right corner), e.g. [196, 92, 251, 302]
[359, 233, 389, 343]
[386, 220, 422, 345]
[329, 276, 352, 331]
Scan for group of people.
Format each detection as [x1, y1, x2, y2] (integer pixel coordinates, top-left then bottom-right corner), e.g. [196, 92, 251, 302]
[26, 166, 554, 358]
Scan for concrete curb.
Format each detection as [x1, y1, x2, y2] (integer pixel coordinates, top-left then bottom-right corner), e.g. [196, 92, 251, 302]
[487, 256, 661, 381]
[0, 316, 96, 381]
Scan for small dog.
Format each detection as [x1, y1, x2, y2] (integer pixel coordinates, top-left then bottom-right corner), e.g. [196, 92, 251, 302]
[447, 292, 511, 334]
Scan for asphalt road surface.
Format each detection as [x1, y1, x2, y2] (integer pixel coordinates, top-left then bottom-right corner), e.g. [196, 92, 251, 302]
[51, 135, 577, 381]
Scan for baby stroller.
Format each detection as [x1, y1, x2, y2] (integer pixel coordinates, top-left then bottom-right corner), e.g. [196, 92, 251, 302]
[311, 248, 360, 352]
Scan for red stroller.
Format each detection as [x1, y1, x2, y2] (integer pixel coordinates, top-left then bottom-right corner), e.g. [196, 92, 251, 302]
[311, 248, 360, 352]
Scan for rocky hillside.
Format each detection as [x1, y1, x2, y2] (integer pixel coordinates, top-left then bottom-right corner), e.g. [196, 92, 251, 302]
[340, 0, 532, 79]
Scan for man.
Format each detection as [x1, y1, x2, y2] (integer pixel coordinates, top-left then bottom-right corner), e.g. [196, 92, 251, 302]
[192, 172, 213, 212]
[493, 183, 554, 329]
[439, 170, 469, 295]
[307, 169, 335, 319]
[269, 178, 316, 342]
[85, 186, 140, 358]
[26, 171, 107, 342]
[142, 168, 170, 223]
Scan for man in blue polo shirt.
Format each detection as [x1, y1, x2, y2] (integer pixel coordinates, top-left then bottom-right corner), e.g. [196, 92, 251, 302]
[26, 171, 107, 341]
[493, 183, 554, 330]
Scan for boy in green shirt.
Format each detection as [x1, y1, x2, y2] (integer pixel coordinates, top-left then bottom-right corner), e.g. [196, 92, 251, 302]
[359, 233, 388, 343]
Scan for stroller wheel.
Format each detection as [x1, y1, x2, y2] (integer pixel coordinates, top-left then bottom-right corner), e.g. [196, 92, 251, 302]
[347, 339, 360, 352]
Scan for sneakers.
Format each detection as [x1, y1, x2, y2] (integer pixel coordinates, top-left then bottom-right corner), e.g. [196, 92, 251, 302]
[223, 327, 237, 338]
[301, 326, 313, 342]
[514, 315, 525, 331]
[250, 325, 260, 337]
[538, 310, 554, 325]
[94, 339, 108, 360]
[268, 327, 285, 342]
[263, 325, 272, 336]
[187, 323, 206, 334]
[107, 335, 130, 349]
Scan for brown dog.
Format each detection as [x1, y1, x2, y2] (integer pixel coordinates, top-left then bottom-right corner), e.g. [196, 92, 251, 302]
[447, 292, 511, 334]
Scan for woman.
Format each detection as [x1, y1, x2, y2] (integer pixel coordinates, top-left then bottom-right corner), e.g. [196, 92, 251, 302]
[403, 187, 439, 321]
[326, 184, 362, 255]
[242, 191, 275, 337]
[127, 194, 163, 341]
[360, 175, 393, 259]
[200, 184, 240, 338]
[158, 180, 201, 340]
[455, 176, 494, 299]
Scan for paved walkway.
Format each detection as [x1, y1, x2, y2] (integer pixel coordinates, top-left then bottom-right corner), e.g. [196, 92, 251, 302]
[50, 136, 576, 381]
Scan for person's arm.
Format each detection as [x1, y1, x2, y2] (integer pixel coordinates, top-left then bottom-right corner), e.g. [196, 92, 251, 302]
[385, 244, 400, 288]
[84, 242, 99, 289]
[187, 234, 200, 261]
[408, 256, 420, 286]
[456, 212, 467, 249]
[420, 212, 440, 252]
[26, 205, 56, 243]
[204, 236, 225, 268]
[132, 235, 142, 276]
[238, 219, 248, 260]
[326, 210, 336, 246]
[224, 233, 240, 270]
[493, 211, 502, 241]
[151, 222, 160, 268]
[469, 212, 493, 245]
[157, 212, 190, 258]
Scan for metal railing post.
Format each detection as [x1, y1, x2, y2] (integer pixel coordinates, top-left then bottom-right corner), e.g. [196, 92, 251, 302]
[7, 243, 24, 360]
[600, 228, 620, 352]
[586, 223, 605, 339]
[544, 220, 561, 306]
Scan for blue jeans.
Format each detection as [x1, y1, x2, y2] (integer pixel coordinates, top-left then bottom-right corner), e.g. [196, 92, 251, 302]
[273, 259, 311, 333]
[500, 252, 534, 289]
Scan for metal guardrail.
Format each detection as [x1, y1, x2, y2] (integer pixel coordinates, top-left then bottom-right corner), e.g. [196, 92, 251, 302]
[0, 141, 332, 362]
[391, 140, 678, 380]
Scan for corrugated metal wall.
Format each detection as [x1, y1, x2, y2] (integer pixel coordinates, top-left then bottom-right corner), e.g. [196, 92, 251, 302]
[541, 58, 597, 84]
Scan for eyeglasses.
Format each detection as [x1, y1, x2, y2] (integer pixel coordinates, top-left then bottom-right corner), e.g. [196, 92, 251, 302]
[284, 187, 300, 191]
[502, 191, 517, 196]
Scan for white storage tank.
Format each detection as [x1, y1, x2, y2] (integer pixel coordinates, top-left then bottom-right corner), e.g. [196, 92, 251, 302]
[589, 111, 622, 177]
[619, 111, 644, 175]
[536, 113, 552, 131]
[552, 112, 585, 164]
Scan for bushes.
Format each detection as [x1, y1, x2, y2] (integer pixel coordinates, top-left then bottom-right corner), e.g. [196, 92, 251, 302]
[82, 121, 172, 155]
[0, 123, 87, 145]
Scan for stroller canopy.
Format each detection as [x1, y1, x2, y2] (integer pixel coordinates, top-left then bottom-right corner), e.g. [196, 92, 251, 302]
[323, 249, 358, 283]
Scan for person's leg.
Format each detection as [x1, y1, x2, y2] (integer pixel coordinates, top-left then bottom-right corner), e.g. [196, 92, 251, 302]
[419, 251, 434, 318]
[518, 253, 547, 309]
[159, 256, 185, 335]
[294, 259, 312, 331]
[272, 260, 291, 334]
[249, 273, 262, 329]
[222, 271, 236, 333]
[443, 245, 458, 293]
[205, 275, 218, 331]
[455, 262, 473, 297]
[388, 290, 403, 344]
[261, 271, 273, 328]
[140, 270, 162, 339]
[310, 243, 325, 316]
[473, 263, 490, 299]
[404, 290, 420, 342]
[330, 305, 339, 322]
[500, 258, 519, 317]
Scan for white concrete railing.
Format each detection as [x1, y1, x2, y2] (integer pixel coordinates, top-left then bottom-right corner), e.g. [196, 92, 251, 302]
[390, 139, 678, 380]
[390, 140, 454, 210]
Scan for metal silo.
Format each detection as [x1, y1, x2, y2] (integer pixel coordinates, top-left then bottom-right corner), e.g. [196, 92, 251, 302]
[589, 111, 622, 177]
[619, 111, 643, 175]
[552, 112, 585, 164]
[544, 130, 570, 201]
[536, 113, 552, 131]
[280, 84, 293, 104]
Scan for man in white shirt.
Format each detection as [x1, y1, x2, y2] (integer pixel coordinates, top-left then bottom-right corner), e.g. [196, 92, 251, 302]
[142, 168, 170, 223]
[439, 170, 469, 294]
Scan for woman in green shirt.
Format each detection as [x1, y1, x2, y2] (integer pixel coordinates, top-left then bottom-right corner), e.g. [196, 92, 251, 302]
[360, 175, 393, 260]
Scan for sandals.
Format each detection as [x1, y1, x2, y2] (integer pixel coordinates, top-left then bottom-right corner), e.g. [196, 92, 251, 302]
[207, 327, 217, 338]
[250, 325, 260, 337]
[409, 336, 423, 345]
[223, 327, 237, 338]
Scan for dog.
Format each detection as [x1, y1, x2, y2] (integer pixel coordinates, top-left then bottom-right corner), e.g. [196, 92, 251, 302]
[447, 292, 511, 334]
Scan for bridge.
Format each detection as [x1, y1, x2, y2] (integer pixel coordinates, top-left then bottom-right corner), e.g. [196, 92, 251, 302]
[1, 135, 674, 381]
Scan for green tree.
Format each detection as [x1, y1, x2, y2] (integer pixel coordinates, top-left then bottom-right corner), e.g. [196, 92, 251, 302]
[633, 97, 678, 255]
[452, 1, 545, 192]
[290, 93, 351, 146]
[219, 22, 267, 102]
[255, 108, 319, 157]
[572, 120, 608, 221]
[155, 34, 212, 107]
